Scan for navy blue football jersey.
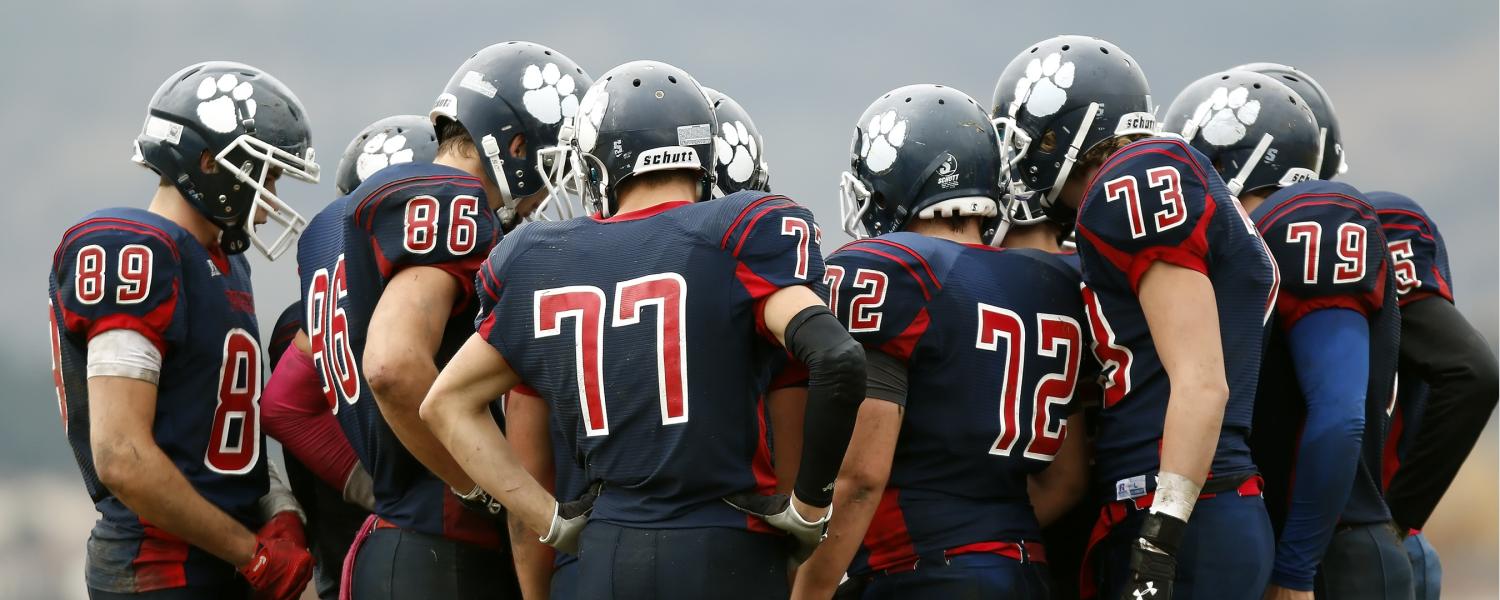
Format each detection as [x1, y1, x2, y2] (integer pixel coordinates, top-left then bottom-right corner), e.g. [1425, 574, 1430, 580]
[1249, 181, 1400, 527]
[1368, 192, 1453, 306]
[296, 161, 503, 545]
[1366, 192, 1451, 489]
[474, 192, 823, 529]
[48, 208, 268, 591]
[825, 233, 1087, 574]
[1073, 137, 1280, 500]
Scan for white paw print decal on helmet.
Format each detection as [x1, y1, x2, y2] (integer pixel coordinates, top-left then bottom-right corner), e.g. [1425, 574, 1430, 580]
[575, 84, 609, 152]
[1014, 52, 1075, 117]
[1189, 86, 1261, 146]
[521, 63, 579, 125]
[861, 110, 907, 173]
[714, 120, 759, 183]
[196, 74, 256, 134]
[356, 132, 416, 182]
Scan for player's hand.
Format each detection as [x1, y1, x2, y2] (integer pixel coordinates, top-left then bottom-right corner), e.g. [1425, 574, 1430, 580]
[540, 482, 600, 555]
[239, 537, 314, 600]
[1262, 584, 1313, 600]
[1119, 512, 1186, 600]
[723, 492, 829, 562]
[452, 484, 506, 521]
[256, 512, 306, 550]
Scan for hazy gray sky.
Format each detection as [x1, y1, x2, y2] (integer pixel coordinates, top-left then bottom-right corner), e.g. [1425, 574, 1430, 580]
[1, 0, 1495, 468]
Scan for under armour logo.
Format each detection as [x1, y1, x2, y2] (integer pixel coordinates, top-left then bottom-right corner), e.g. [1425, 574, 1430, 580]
[1133, 582, 1158, 598]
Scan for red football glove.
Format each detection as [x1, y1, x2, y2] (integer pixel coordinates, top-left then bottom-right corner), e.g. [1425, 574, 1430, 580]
[239, 536, 314, 600]
[258, 512, 307, 549]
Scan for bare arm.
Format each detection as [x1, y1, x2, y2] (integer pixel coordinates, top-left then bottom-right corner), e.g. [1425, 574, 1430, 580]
[1027, 411, 1090, 526]
[420, 334, 557, 536]
[505, 389, 558, 600]
[767, 386, 807, 495]
[364, 266, 476, 491]
[791, 399, 902, 600]
[1138, 262, 1230, 490]
[89, 376, 257, 567]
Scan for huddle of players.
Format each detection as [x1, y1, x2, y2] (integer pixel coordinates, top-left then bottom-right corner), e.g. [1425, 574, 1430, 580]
[44, 33, 1495, 600]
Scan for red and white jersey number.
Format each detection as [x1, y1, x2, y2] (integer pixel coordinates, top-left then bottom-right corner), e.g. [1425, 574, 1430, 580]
[404, 195, 482, 254]
[1388, 239, 1420, 295]
[307, 255, 361, 411]
[1103, 166, 1187, 240]
[780, 216, 813, 280]
[205, 329, 262, 475]
[846, 269, 888, 333]
[1080, 284, 1134, 408]
[1285, 221, 1367, 285]
[73, 244, 154, 305]
[823, 265, 846, 316]
[534, 273, 689, 437]
[975, 304, 1083, 461]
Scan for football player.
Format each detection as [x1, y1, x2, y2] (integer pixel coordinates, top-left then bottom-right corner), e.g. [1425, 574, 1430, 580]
[998, 37, 1282, 599]
[791, 84, 1088, 599]
[420, 60, 867, 600]
[989, 62, 1111, 600]
[260, 114, 437, 599]
[1236, 62, 1495, 600]
[1166, 70, 1408, 600]
[504, 84, 797, 600]
[294, 42, 589, 599]
[1367, 190, 1497, 600]
[47, 62, 318, 599]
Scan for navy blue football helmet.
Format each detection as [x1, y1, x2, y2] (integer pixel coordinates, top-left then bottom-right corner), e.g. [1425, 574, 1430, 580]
[431, 42, 592, 224]
[991, 36, 1156, 227]
[334, 115, 437, 195]
[1234, 62, 1346, 179]
[840, 84, 1004, 239]
[703, 87, 770, 196]
[542, 60, 717, 217]
[1165, 71, 1320, 197]
[133, 61, 320, 259]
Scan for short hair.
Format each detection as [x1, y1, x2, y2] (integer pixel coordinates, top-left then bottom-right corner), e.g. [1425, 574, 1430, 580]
[616, 168, 700, 198]
[1079, 133, 1149, 171]
[436, 118, 476, 159]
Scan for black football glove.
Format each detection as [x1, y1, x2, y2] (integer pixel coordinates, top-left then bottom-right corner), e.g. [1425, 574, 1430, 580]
[540, 482, 601, 555]
[1120, 511, 1187, 600]
[452, 485, 505, 521]
[723, 492, 829, 562]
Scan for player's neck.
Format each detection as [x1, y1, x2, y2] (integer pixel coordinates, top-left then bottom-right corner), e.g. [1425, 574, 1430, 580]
[1001, 221, 1063, 253]
[613, 179, 699, 215]
[148, 185, 219, 250]
[907, 217, 983, 245]
[434, 150, 506, 212]
[1238, 189, 1272, 214]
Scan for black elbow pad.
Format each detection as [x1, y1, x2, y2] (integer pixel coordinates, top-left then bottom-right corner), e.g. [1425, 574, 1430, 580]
[784, 305, 867, 507]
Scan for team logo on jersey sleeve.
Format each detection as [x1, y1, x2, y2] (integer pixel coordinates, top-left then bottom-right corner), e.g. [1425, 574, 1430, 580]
[714, 120, 759, 183]
[1187, 86, 1260, 146]
[195, 74, 256, 134]
[521, 63, 581, 125]
[356, 131, 418, 182]
[859, 109, 907, 173]
[1013, 52, 1075, 118]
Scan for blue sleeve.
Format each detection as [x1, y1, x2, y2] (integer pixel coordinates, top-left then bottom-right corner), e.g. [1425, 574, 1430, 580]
[1271, 307, 1370, 590]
